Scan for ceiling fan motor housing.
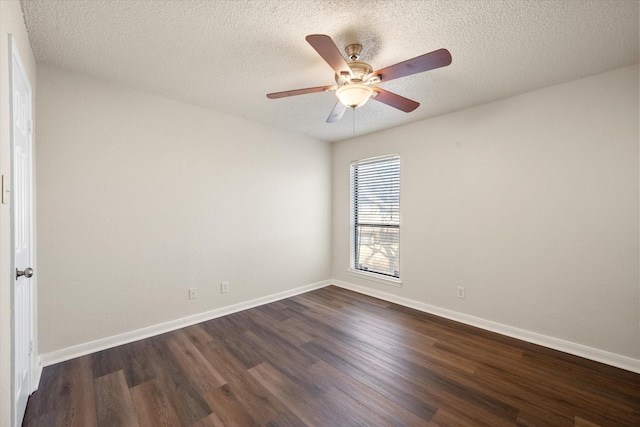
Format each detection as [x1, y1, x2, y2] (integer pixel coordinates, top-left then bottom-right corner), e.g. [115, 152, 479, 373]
[335, 60, 373, 85]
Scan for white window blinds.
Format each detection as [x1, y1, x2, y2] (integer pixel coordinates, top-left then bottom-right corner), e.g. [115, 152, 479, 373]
[350, 155, 400, 279]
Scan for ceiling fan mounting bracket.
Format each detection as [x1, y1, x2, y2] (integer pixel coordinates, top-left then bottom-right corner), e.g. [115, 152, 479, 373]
[345, 43, 362, 61]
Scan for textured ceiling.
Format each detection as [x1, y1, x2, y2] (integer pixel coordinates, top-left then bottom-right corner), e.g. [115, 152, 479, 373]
[21, 0, 640, 142]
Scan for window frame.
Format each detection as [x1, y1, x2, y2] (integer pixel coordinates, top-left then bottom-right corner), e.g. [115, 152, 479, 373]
[349, 154, 402, 287]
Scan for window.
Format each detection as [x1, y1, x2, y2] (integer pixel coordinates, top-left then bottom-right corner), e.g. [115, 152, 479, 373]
[350, 155, 400, 280]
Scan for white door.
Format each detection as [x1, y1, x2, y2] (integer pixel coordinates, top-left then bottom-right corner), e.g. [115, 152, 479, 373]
[10, 36, 34, 427]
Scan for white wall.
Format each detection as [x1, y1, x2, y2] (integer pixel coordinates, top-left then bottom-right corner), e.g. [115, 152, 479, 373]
[0, 1, 37, 426]
[36, 65, 332, 355]
[332, 65, 639, 362]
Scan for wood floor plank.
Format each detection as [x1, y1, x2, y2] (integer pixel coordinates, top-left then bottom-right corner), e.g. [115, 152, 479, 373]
[166, 330, 226, 393]
[200, 316, 265, 369]
[249, 306, 314, 346]
[129, 380, 181, 427]
[248, 361, 361, 427]
[244, 327, 318, 369]
[574, 416, 604, 427]
[54, 355, 98, 427]
[147, 336, 213, 425]
[515, 408, 575, 426]
[324, 285, 392, 308]
[429, 406, 515, 427]
[277, 297, 312, 314]
[91, 346, 124, 379]
[190, 412, 225, 427]
[119, 339, 158, 388]
[309, 360, 430, 427]
[243, 329, 324, 397]
[92, 370, 139, 427]
[23, 286, 640, 427]
[182, 323, 214, 347]
[521, 350, 640, 404]
[256, 303, 292, 321]
[294, 290, 349, 311]
[202, 384, 261, 427]
[198, 340, 303, 425]
[473, 363, 640, 426]
[301, 338, 438, 421]
[317, 384, 397, 427]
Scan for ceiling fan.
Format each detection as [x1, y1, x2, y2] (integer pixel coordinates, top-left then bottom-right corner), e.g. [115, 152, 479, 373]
[267, 34, 452, 123]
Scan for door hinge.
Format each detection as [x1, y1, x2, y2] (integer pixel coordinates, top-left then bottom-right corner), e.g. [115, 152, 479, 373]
[28, 119, 33, 135]
[1, 175, 8, 205]
[29, 340, 33, 355]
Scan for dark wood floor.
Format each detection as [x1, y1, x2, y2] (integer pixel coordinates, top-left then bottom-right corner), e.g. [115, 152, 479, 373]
[23, 286, 640, 426]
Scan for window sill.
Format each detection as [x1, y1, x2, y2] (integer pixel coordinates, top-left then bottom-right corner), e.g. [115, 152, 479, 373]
[348, 269, 402, 288]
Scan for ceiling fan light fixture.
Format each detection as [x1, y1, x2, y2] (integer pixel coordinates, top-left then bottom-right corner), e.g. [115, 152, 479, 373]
[336, 83, 374, 109]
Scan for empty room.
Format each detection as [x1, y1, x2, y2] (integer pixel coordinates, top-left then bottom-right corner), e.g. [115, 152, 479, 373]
[1, 0, 639, 426]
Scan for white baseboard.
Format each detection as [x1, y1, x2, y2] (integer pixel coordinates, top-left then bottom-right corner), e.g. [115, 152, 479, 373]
[330, 279, 640, 374]
[40, 280, 331, 367]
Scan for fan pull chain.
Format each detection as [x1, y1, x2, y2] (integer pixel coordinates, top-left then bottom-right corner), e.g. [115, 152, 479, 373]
[352, 107, 356, 137]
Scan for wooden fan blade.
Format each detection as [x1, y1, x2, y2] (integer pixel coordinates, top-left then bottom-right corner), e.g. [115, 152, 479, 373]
[373, 48, 452, 82]
[306, 34, 352, 77]
[267, 85, 334, 99]
[327, 101, 347, 123]
[372, 88, 420, 112]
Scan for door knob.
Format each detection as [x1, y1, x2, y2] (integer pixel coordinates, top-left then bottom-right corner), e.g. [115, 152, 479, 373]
[16, 267, 33, 280]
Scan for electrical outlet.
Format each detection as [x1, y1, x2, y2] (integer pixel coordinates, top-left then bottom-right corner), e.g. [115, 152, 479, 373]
[456, 286, 465, 299]
[221, 281, 229, 293]
[189, 288, 197, 300]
